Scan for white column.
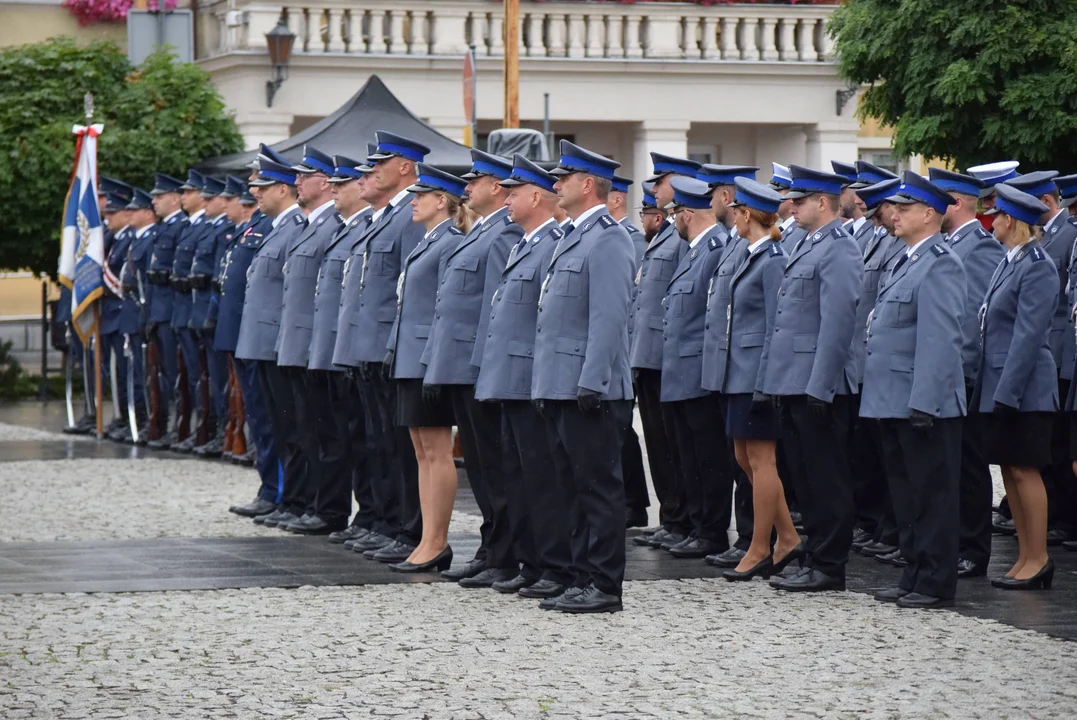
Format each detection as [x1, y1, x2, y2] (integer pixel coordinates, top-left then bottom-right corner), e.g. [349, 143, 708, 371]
[607, 13, 625, 59]
[777, 18, 795, 62]
[632, 119, 691, 210]
[803, 120, 860, 169]
[546, 13, 566, 57]
[699, 16, 717, 60]
[566, 13, 585, 58]
[719, 17, 737, 60]
[795, 19, 811, 62]
[325, 8, 346, 52]
[760, 17, 778, 61]
[522, 11, 535, 57]
[645, 13, 683, 58]
[585, 13, 604, 58]
[236, 110, 294, 149]
[624, 14, 643, 58]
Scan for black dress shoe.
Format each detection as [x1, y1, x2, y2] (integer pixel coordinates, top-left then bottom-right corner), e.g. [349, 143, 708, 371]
[281, 514, 312, 532]
[193, 436, 225, 458]
[1046, 528, 1070, 546]
[329, 525, 368, 544]
[877, 549, 907, 567]
[956, 558, 987, 579]
[896, 592, 954, 609]
[874, 587, 910, 603]
[851, 527, 873, 550]
[658, 532, 688, 550]
[271, 512, 302, 530]
[370, 540, 416, 563]
[769, 565, 810, 588]
[1062, 540, 1077, 552]
[146, 430, 178, 449]
[353, 532, 394, 552]
[790, 510, 804, 531]
[230, 498, 276, 518]
[64, 414, 96, 435]
[259, 509, 295, 527]
[991, 559, 1055, 590]
[669, 537, 724, 559]
[171, 435, 197, 453]
[723, 556, 773, 581]
[518, 579, 566, 599]
[540, 586, 585, 610]
[705, 547, 746, 568]
[771, 568, 845, 592]
[459, 567, 518, 588]
[287, 515, 347, 535]
[859, 541, 897, 557]
[992, 515, 1016, 535]
[635, 528, 669, 547]
[637, 526, 662, 537]
[441, 558, 486, 581]
[625, 507, 649, 529]
[555, 584, 622, 614]
[390, 547, 453, 573]
[492, 574, 536, 594]
[771, 543, 806, 575]
[252, 508, 280, 525]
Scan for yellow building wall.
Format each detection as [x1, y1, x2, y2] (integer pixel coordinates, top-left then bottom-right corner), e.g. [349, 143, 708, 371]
[0, 3, 127, 50]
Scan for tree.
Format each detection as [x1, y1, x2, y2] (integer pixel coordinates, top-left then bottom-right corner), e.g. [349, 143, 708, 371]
[0, 37, 243, 277]
[829, 0, 1077, 171]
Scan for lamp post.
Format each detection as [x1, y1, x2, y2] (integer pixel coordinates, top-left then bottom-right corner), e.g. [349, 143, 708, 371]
[265, 14, 296, 108]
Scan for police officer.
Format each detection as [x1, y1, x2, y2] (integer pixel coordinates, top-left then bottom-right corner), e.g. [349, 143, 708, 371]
[630, 152, 697, 551]
[235, 158, 308, 528]
[760, 165, 862, 593]
[968, 160, 1020, 234]
[475, 155, 570, 598]
[534, 140, 635, 614]
[274, 146, 346, 535]
[658, 176, 733, 560]
[833, 160, 875, 251]
[315, 156, 375, 544]
[861, 172, 966, 609]
[769, 163, 807, 252]
[170, 170, 213, 453]
[146, 173, 187, 447]
[334, 132, 429, 564]
[223, 175, 282, 518]
[609, 174, 646, 264]
[637, 182, 667, 245]
[423, 149, 524, 588]
[929, 168, 1006, 578]
[976, 183, 1058, 590]
[1004, 171, 1077, 544]
[98, 179, 135, 439]
[118, 188, 158, 443]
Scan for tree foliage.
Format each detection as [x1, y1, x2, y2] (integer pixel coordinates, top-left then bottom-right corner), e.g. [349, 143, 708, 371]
[0, 37, 243, 276]
[829, 0, 1077, 171]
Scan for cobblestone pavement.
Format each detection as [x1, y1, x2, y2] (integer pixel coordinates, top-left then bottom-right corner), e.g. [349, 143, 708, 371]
[2, 580, 1076, 719]
[0, 422, 92, 442]
[0, 459, 481, 542]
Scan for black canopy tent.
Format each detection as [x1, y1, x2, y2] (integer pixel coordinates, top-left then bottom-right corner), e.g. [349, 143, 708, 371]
[198, 75, 474, 175]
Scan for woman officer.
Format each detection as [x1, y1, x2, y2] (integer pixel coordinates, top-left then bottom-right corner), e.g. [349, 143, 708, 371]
[977, 183, 1059, 590]
[384, 164, 468, 573]
[720, 177, 803, 580]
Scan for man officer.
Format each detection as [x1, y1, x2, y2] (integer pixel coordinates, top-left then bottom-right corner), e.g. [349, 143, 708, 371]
[119, 188, 158, 443]
[534, 140, 636, 614]
[769, 163, 806, 251]
[862, 171, 967, 610]
[424, 149, 524, 588]
[610, 174, 647, 264]
[475, 154, 569, 599]
[760, 165, 862, 592]
[98, 179, 135, 440]
[236, 158, 308, 528]
[833, 160, 875, 252]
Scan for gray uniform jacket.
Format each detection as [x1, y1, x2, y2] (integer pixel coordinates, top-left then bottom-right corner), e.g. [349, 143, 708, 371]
[852, 227, 905, 385]
[234, 206, 307, 362]
[332, 196, 425, 367]
[276, 205, 342, 367]
[621, 218, 647, 268]
[423, 207, 522, 384]
[973, 243, 1060, 413]
[947, 220, 1005, 382]
[1063, 216, 1077, 381]
[659, 227, 726, 403]
[848, 218, 875, 253]
[629, 222, 688, 370]
[472, 208, 524, 367]
[475, 220, 563, 401]
[1041, 211, 1077, 376]
[308, 209, 371, 371]
[759, 219, 862, 401]
[700, 231, 745, 392]
[387, 219, 463, 379]
[860, 236, 967, 419]
[170, 214, 209, 330]
[722, 239, 787, 395]
[780, 220, 807, 253]
[531, 210, 635, 401]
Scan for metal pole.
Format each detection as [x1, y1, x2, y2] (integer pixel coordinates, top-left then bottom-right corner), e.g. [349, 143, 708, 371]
[543, 92, 552, 159]
[94, 304, 103, 439]
[469, 43, 478, 149]
[39, 281, 48, 400]
[503, 0, 519, 128]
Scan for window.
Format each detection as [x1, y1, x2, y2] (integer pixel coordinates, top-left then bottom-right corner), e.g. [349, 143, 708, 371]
[861, 151, 902, 175]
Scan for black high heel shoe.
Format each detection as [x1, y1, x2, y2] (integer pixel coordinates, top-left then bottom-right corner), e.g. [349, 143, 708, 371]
[389, 546, 453, 573]
[990, 559, 1055, 590]
[771, 542, 806, 576]
[723, 555, 773, 582]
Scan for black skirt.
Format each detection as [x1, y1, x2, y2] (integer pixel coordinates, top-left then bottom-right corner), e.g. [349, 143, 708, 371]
[982, 411, 1052, 468]
[724, 393, 779, 441]
[395, 379, 455, 428]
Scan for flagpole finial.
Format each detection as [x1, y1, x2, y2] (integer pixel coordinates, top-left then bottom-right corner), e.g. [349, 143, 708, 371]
[83, 93, 94, 121]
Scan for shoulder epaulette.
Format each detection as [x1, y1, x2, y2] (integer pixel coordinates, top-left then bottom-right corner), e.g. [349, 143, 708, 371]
[708, 237, 721, 251]
[974, 227, 992, 239]
[550, 226, 565, 239]
[930, 244, 947, 257]
[450, 227, 464, 235]
[831, 225, 850, 239]
[1030, 246, 1044, 261]
[770, 243, 785, 256]
[1068, 216, 1077, 228]
[597, 214, 616, 228]
[294, 214, 304, 225]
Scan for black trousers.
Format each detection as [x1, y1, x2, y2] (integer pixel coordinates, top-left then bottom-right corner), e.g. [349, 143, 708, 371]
[334, 372, 375, 529]
[258, 361, 307, 514]
[622, 410, 651, 515]
[635, 369, 689, 533]
[449, 385, 515, 570]
[382, 371, 421, 545]
[353, 369, 402, 538]
[849, 390, 891, 536]
[1044, 378, 1077, 533]
[286, 366, 323, 515]
[298, 370, 356, 523]
[665, 393, 735, 546]
[544, 399, 632, 596]
[878, 417, 962, 599]
[778, 395, 855, 577]
[959, 381, 994, 566]
[503, 400, 572, 584]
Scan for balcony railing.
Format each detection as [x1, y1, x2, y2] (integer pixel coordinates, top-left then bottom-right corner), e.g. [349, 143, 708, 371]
[209, 1, 836, 63]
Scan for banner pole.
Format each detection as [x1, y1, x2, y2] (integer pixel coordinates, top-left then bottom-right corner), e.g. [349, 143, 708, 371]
[94, 302, 103, 438]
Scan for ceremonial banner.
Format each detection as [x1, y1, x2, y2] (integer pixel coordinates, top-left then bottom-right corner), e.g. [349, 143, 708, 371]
[58, 122, 106, 343]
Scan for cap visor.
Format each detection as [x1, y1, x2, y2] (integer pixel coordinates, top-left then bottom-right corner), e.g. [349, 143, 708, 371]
[979, 186, 996, 198]
[645, 172, 666, 183]
[326, 176, 355, 184]
[864, 206, 879, 219]
[178, 183, 199, 191]
[498, 177, 526, 188]
[1061, 196, 1077, 208]
[367, 151, 395, 161]
[248, 178, 279, 187]
[548, 166, 574, 176]
[727, 199, 744, 208]
[982, 207, 1001, 217]
[405, 183, 434, 194]
[783, 190, 815, 200]
[460, 171, 484, 180]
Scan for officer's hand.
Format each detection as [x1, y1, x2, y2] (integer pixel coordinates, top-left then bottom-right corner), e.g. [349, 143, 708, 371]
[577, 387, 602, 414]
[382, 351, 394, 379]
[632, 368, 640, 384]
[751, 392, 772, 414]
[532, 398, 546, 416]
[995, 401, 1018, 415]
[806, 394, 830, 418]
[422, 383, 441, 407]
[344, 367, 356, 381]
[909, 409, 935, 431]
[357, 362, 371, 382]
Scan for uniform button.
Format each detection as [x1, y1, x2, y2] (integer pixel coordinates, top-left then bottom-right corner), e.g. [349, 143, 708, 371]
[774, 328, 780, 333]
[537, 327, 542, 333]
[527, 350, 532, 356]
[488, 333, 492, 338]
[705, 324, 709, 330]
[575, 346, 580, 352]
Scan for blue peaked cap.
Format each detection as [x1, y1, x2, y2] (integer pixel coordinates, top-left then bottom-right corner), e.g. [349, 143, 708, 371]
[498, 154, 557, 193]
[668, 176, 713, 210]
[221, 175, 247, 198]
[769, 163, 793, 190]
[831, 160, 858, 185]
[1005, 171, 1059, 199]
[853, 160, 898, 188]
[408, 163, 467, 198]
[990, 183, 1049, 226]
[612, 175, 632, 194]
[99, 177, 133, 202]
[370, 131, 431, 163]
[728, 177, 784, 214]
[697, 164, 758, 187]
[641, 180, 658, 208]
[328, 154, 365, 183]
[293, 145, 335, 175]
[126, 188, 154, 210]
[785, 165, 846, 199]
[928, 168, 985, 197]
[550, 140, 620, 180]
[200, 176, 226, 197]
[462, 149, 513, 181]
[884, 170, 956, 214]
[251, 159, 297, 187]
[150, 173, 184, 196]
[178, 169, 205, 192]
[856, 178, 901, 209]
[648, 152, 701, 182]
